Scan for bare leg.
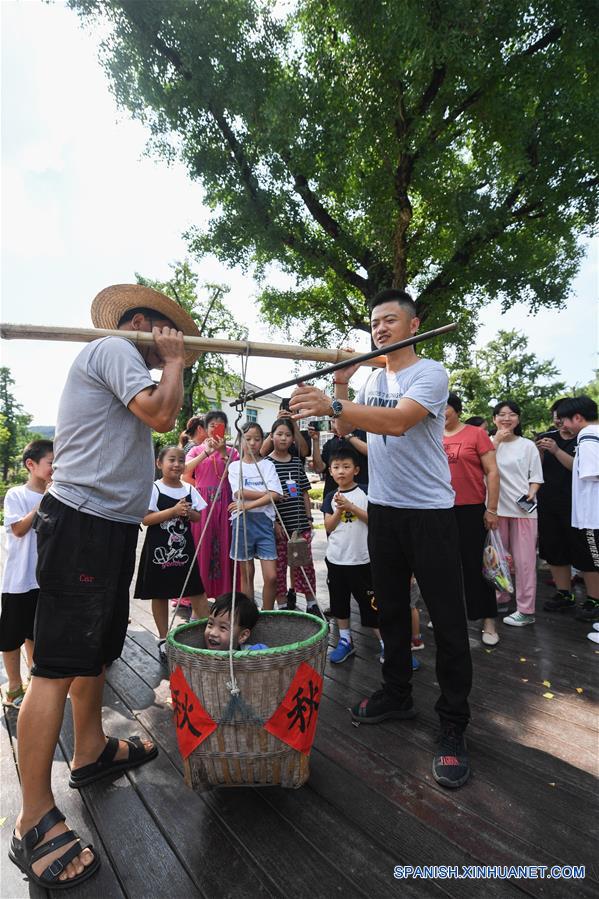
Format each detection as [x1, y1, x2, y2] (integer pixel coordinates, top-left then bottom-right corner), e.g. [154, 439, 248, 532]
[190, 593, 209, 620]
[24, 639, 34, 672]
[482, 616, 498, 636]
[550, 564, 572, 591]
[69, 671, 154, 770]
[240, 560, 255, 598]
[151, 598, 169, 639]
[260, 559, 277, 610]
[411, 608, 420, 638]
[15, 675, 95, 883]
[583, 571, 599, 598]
[3, 648, 22, 693]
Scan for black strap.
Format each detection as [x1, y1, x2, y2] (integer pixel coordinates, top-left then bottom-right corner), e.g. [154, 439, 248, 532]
[32, 829, 78, 864]
[23, 806, 65, 852]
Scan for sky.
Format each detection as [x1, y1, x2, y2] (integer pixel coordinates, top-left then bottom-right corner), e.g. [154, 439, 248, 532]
[1, 0, 597, 425]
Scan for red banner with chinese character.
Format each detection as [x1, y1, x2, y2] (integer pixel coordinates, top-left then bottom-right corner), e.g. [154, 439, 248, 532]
[264, 662, 323, 755]
[169, 666, 217, 759]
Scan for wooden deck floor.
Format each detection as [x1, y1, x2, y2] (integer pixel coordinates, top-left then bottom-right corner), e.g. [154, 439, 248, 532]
[2, 524, 598, 898]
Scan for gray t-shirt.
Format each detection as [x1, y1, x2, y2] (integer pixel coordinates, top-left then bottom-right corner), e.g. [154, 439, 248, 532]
[50, 337, 156, 524]
[356, 359, 455, 510]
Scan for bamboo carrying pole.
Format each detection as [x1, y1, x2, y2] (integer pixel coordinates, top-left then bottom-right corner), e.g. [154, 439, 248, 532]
[0, 323, 385, 367]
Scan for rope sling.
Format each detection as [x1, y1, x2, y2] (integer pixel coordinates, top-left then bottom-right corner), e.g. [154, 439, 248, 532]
[166, 344, 323, 716]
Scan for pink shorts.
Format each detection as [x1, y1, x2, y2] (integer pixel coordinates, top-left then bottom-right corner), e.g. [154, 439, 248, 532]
[275, 528, 316, 598]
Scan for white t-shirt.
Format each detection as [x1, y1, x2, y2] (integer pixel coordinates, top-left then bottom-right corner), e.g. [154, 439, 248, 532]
[572, 424, 599, 529]
[322, 485, 370, 565]
[147, 480, 207, 513]
[2, 484, 44, 593]
[495, 437, 544, 518]
[227, 458, 282, 520]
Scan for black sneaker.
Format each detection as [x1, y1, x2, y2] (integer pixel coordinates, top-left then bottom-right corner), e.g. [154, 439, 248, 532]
[286, 589, 297, 611]
[543, 591, 576, 613]
[350, 689, 416, 725]
[433, 723, 470, 788]
[575, 599, 599, 623]
[306, 603, 325, 621]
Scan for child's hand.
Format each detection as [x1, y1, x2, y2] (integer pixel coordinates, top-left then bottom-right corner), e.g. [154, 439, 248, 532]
[334, 492, 351, 512]
[228, 500, 244, 514]
[172, 499, 191, 518]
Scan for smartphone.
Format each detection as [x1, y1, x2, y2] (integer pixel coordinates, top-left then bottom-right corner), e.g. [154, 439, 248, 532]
[213, 422, 226, 440]
[280, 398, 291, 411]
[516, 494, 537, 514]
[534, 429, 558, 441]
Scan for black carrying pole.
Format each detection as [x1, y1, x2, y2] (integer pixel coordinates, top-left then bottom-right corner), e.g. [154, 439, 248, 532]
[230, 322, 457, 406]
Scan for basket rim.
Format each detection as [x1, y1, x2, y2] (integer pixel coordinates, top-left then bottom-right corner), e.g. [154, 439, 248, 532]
[166, 609, 328, 658]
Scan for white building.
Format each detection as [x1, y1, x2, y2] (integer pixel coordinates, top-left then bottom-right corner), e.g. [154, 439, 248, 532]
[204, 380, 285, 434]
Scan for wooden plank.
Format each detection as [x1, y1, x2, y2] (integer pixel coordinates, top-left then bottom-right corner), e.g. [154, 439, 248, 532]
[0, 713, 48, 899]
[321, 674, 597, 869]
[256, 784, 445, 898]
[202, 786, 373, 899]
[58, 699, 202, 898]
[319, 684, 593, 880]
[325, 647, 598, 784]
[305, 746, 524, 899]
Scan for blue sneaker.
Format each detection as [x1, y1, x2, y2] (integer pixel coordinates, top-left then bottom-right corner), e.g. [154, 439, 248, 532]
[412, 653, 421, 671]
[330, 638, 355, 664]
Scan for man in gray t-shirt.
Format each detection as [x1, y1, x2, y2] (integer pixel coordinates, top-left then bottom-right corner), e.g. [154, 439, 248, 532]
[12, 285, 199, 888]
[291, 289, 473, 791]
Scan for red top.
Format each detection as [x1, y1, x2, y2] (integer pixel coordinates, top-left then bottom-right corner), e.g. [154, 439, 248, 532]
[443, 425, 495, 506]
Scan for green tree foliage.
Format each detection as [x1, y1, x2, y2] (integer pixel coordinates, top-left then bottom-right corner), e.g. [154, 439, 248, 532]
[0, 367, 34, 482]
[71, 0, 598, 351]
[135, 261, 247, 432]
[450, 330, 566, 432]
[577, 369, 599, 405]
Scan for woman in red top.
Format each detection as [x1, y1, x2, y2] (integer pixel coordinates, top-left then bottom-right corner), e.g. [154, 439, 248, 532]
[444, 393, 501, 645]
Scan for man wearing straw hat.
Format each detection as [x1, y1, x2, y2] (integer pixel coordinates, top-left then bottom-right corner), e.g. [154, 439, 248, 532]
[9, 285, 200, 889]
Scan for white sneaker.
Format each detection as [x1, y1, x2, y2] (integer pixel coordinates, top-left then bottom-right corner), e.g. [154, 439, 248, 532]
[593, 622, 599, 632]
[503, 611, 535, 627]
[587, 632, 599, 644]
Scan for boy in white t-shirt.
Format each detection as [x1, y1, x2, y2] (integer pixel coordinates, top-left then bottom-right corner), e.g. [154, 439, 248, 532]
[555, 396, 599, 629]
[322, 449, 384, 663]
[1, 440, 53, 708]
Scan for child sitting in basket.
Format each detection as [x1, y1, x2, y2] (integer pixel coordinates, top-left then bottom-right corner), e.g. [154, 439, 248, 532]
[204, 592, 268, 651]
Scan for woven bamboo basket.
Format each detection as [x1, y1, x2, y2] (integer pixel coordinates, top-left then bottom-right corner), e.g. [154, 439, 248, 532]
[166, 611, 328, 790]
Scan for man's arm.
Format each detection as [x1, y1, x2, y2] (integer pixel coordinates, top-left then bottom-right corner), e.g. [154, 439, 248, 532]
[128, 328, 185, 432]
[290, 387, 429, 437]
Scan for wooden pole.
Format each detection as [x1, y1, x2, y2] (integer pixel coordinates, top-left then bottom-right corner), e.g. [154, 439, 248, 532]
[0, 322, 385, 367]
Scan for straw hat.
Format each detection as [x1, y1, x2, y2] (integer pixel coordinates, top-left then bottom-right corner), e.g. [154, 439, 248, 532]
[91, 284, 202, 367]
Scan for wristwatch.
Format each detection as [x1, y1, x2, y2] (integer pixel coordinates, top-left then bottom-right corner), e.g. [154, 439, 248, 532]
[329, 398, 344, 418]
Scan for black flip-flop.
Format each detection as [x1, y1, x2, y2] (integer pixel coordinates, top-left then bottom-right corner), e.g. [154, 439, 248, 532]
[69, 735, 158, 788]
[9, 805, 100, 889]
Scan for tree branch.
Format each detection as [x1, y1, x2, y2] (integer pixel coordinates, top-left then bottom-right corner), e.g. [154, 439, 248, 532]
[415, 64, 447, 118]
[124, 9, 372, 299]
[415, 25, 564, 156]
[288, 169, 374, 270]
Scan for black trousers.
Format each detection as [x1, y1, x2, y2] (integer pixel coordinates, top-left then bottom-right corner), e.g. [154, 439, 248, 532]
[454, 504, 498, 620]
[368, 504, 472, 730]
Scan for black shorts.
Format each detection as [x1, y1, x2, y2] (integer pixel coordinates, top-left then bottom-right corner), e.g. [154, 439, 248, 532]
[0, 589, 38, 651]
[325, 559, 379, 627]
[32, 494, 139, 679]
[538, 506, 576, 566]
[572, 528, 599, 573]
